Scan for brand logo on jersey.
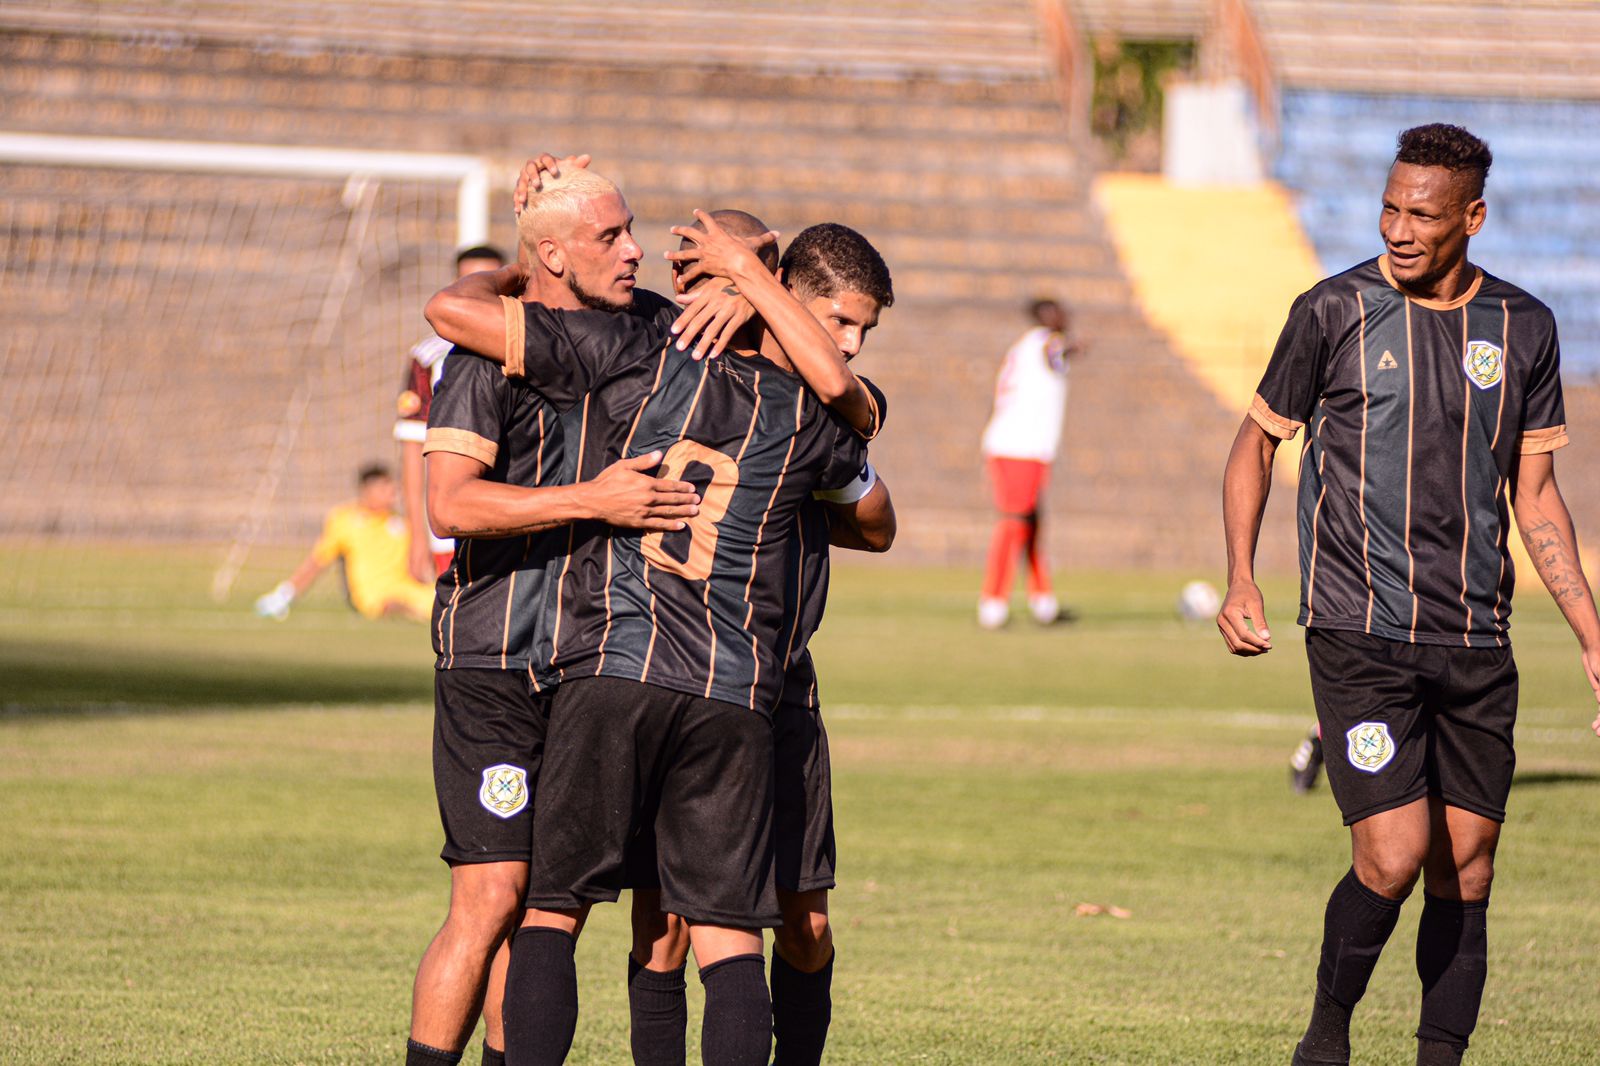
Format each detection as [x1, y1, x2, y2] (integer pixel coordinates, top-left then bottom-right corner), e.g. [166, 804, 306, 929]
[479, 764, 529, 818]
[1463, 340, 1504, 390]
[1346, 722, 1395, 773]
[711, 358, 752, 391]
[1376, 350, 1398, 371]
[397, 389, 423, 418]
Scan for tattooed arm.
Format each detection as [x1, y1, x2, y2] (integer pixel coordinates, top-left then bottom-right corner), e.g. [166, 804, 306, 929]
[1512, 451, 1600, 735]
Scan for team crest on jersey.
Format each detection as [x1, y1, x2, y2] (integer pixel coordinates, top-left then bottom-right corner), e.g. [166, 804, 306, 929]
[1376, 350, 1398, 371]
[397, 389, 423, 418]
[1463, 340, 1504, 390]
[479, 764, 529, 818]
[1346, 722, 1395, 773]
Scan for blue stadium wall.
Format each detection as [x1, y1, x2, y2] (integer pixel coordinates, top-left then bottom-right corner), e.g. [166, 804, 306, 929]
[1275, 90, 1600, 378]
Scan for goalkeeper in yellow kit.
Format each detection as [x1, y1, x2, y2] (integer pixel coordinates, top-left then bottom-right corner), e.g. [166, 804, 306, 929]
[254, 464, 435, 622]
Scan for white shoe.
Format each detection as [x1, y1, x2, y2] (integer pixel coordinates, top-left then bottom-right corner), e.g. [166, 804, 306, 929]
[1029, 593, 1061, 625]
[978, 597, 1010, 630]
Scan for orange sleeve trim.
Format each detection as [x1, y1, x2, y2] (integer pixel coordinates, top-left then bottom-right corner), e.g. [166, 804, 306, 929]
[1517, 424, 1569, 454]
[501, 295, 525, 378]
[423, 427, 499, 466]
[858, 381, 882, 442]
[1249, 393, 1302, 440]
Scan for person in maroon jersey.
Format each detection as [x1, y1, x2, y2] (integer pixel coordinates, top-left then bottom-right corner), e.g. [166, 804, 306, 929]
[397, 245, 508, 583]
[1219, 124, 1600, 1066]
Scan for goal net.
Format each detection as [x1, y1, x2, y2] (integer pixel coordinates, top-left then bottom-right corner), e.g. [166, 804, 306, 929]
[0, 134, 491, 613]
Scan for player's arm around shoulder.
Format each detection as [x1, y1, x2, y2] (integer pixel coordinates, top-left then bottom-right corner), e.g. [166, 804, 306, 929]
[668, 211, 878, 434]
[1510, 450, 1600, 733]
[424, 263, 529, 366]
[424, 354, 701, 539]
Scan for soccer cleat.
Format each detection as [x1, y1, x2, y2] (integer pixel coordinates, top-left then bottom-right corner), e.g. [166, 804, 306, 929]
[1289, 727, 1324, 793]
[977, 597, 1010, 630]
[1028, 592, 1065, 625]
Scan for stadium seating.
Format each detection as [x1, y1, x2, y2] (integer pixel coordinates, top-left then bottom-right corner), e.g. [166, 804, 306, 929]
[0, 4, 1263, 571]
[1275, 89, 1600, 377]
[1251, 0, 1600, 101]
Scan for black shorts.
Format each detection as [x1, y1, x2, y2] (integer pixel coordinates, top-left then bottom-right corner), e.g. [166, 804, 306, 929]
[773, 661, 837, 893]
[433, 668, 552, 865]
[1306, 627, 1518, 825]
[627, 666, 838, 896]
[527, 675, 779, 928]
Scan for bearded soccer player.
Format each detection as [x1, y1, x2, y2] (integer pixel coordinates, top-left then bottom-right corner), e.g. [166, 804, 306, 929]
[403, 337, 701, 1064]
[426, 170, 883, 1066]
[398, 245, 508, 582]
[1218, 124, 1600, 1066]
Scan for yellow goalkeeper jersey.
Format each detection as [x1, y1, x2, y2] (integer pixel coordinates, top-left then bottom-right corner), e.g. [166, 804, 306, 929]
[311, 504, 433, 619]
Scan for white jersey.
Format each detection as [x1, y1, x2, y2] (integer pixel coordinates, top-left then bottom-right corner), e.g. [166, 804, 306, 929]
[980, 326, 1071, 463]
[394, 334, 454, 554]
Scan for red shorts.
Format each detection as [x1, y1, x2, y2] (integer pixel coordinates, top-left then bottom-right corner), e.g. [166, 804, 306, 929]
[988, 457, 1049, 516]
[433, 550, 455, 576]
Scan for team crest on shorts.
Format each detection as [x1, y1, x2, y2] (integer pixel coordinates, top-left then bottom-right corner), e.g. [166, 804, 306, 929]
[1346, 722, 1395, 774]
[1463, 340, 1504, 390]
[479, 764, 529, 818]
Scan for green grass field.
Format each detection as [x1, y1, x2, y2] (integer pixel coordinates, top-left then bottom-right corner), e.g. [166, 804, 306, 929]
[3, 547, 1598, 1064]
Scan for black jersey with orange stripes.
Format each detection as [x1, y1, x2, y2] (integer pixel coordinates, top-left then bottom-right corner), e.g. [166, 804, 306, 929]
[1251, 255, 1568, 649]
[422, 350, 565, 680]
[774, 376, 889, 710]
[504, 293, 869, 711]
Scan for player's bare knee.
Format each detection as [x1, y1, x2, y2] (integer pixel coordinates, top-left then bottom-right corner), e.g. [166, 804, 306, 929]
[1448, 853, 1495, 900]
[447, 865, 526, 938]
[774, 911, 832, 972]
[1354, 849, 1424, 900]
[631, 909, 689, 969]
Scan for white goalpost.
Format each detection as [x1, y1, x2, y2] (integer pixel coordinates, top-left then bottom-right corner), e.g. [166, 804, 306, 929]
[0, 132, 496, 606]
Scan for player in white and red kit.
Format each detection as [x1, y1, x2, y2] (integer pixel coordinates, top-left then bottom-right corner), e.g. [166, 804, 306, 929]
[977, 298, 1081, 629]
[395, 245, 507, 582]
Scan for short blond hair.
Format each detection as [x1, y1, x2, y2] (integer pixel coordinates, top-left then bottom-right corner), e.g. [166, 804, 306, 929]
[517, 168, 622, 249]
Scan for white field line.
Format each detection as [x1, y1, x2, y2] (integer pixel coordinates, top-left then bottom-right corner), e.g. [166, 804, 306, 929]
[826, 703, 1597, 744]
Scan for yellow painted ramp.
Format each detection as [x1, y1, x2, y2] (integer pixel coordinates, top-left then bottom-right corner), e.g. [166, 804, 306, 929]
[1094, 174, 1323, 417]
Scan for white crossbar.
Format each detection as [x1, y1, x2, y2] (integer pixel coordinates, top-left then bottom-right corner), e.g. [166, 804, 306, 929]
[0, 131, 491, 246]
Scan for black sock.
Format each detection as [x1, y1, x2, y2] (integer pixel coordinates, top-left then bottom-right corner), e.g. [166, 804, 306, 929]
[1416, 1038, 1466, 1066]
[1297, 868, 1405, 1064]
[1416, 892, 1488, 1055]
[771, 950, 833, 1066]
[481, 1043, 506, 1066]
[629, 955, 688, 1066]
[502, 927, 579, 1066]
[406, 1039, 463, 1066]
[698, 954, 771, 1066]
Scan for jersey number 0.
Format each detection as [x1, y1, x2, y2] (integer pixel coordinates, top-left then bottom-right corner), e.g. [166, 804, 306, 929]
[640, 440, 739, 581]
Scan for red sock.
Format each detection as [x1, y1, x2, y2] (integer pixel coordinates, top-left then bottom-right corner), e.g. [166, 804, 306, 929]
[1022, 517, 1052, 597]
[983, 518, 1028, 599]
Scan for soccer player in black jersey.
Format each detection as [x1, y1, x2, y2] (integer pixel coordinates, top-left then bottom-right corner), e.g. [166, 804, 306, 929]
[403, 177, 705, 1065]
[426, 170, 886, 1066]
[620, 222, 897, 1066]
[1219, 124, 1600, 1066]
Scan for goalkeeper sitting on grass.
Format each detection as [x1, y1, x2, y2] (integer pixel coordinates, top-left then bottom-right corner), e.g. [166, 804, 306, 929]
[254, 464, 435, 622]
